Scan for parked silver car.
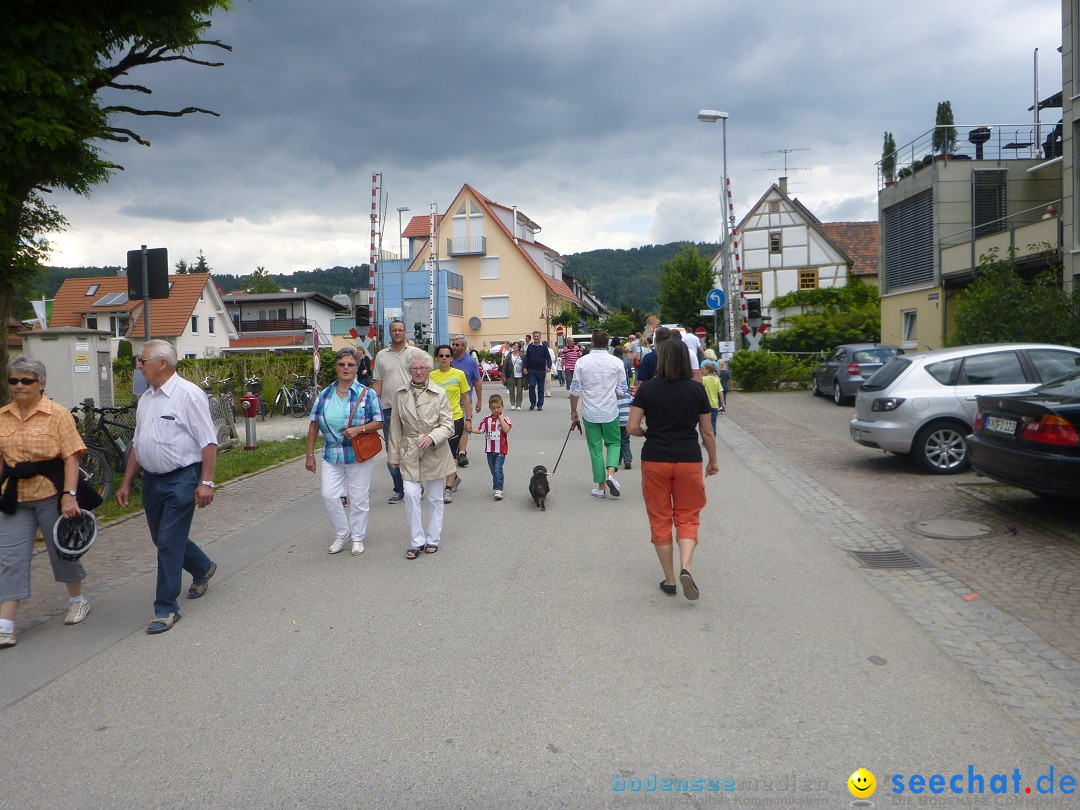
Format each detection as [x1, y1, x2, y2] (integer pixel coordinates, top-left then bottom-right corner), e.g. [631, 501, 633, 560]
[811, 343, 903, 405]
[849, 343, 1080, 473]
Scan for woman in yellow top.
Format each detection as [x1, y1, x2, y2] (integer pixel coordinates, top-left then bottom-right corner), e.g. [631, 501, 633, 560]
[428, 345, 471, 503]
[0, 356, 95, 648]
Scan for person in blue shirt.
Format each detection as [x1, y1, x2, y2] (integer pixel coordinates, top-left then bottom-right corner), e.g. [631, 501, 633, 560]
[524, 330, 552, 411]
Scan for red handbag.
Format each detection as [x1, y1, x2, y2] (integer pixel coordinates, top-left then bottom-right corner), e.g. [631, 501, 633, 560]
[348, 388, 382, 462]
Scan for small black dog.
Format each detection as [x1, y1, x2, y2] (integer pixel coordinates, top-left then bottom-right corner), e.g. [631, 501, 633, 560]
[529, 465, 550, 511]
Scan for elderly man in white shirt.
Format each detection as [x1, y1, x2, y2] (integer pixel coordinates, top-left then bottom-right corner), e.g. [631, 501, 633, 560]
[117, 340, 218, 635]
[569, 330, 630, 499]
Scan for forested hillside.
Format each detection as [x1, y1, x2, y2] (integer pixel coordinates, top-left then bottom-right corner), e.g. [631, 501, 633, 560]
[564, 242, 717, 312]
[15, 243, 714, 320]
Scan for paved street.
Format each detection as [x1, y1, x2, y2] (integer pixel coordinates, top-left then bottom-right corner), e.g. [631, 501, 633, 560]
[3, 386, 1079, 808]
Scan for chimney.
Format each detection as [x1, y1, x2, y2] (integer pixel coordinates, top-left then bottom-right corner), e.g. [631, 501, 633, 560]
[778, 176, 788, 194]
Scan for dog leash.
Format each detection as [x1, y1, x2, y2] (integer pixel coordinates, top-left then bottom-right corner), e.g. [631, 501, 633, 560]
[551, 420, 582, 474]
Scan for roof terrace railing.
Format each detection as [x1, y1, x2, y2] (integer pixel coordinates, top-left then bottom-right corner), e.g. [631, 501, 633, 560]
[877, 124, 1059, 189]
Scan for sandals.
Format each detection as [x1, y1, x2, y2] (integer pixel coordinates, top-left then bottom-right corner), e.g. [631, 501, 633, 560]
[406, 546, 425, 559]
[147, 612, 181, 634]
[424, 544, 439, 554]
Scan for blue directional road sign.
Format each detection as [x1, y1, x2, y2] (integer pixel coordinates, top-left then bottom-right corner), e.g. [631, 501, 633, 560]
[706, 288, 726, 310]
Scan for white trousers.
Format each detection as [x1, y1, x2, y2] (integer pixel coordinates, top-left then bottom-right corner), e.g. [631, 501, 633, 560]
[403, 478, 445, 549]
[320, 458, 374, 542]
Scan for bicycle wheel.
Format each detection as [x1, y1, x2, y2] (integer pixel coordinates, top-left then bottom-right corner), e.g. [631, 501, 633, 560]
[258, 396, 267, 421]
[291, 389, 309, 417]
[80, 445, 113, 502]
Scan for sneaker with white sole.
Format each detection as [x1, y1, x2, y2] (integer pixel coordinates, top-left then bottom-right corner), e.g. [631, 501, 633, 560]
[493, 490, 503, 500]
[0, 629, 15, 648]
[328, 537, 348, 554]
[64, 600, 90, 625]
[605, 475, 621, 497]
[351, 541, 364, 556]
[387, 492, 404, 504]
[590, 487, 606, 498]
[443, 487, 453, 504]
[450, 475, 461, 493]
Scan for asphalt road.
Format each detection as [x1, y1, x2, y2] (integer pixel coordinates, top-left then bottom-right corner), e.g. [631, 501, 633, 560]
[2, 386, 1077, 808]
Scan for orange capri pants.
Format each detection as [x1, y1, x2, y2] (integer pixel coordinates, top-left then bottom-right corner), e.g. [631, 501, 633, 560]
[640, 460, 706, 545]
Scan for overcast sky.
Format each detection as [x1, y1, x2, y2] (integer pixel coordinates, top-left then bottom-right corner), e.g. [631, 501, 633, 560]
[48, 0, 1062, 276]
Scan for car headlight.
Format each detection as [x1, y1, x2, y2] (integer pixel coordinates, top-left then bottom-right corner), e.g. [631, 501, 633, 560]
[871, 397, 906, 412]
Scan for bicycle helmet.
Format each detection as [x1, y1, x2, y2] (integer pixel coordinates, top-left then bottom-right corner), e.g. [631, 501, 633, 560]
[52, 511, 98, 562]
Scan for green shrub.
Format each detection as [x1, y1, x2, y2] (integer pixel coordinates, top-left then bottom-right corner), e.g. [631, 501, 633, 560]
[729, 350, 815, 391]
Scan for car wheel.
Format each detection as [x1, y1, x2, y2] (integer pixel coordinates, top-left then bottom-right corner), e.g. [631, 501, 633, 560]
[832, 382, 849, 406]
[811, 375, 823, 396]
[913, 421, 970, 474]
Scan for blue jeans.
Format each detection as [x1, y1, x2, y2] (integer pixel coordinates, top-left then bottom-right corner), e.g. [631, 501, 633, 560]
[710, 408, 718, 434]
[527, 369, 546, 408]
[382, 408, 404, 495]
[486, 452, 506, 491]
[620, 426, 632, 464]
[141, 463, 214, 617]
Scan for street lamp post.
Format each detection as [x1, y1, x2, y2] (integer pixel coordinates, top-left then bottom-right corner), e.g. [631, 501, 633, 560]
[697, 109, 732, 343]
[397, 206, 409, 342]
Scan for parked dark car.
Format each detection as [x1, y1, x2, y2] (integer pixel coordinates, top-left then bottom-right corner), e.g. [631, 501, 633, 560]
[812, 344, 903, 405]
[968, 370, 1080, 499]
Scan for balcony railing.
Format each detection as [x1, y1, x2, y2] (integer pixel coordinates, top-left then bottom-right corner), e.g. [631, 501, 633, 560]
[939, 201, 1061, 279]
[877, 123, 1060, 189]
[237, 318, 309, 333]
[446, 236, 487, 256]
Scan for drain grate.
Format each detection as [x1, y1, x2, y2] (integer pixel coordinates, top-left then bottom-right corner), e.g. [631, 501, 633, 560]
[848, 548, 929, 570]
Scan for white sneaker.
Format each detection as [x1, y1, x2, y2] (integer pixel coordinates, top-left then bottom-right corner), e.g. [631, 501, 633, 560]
[328, 537, 348, 554]
[443, 487, 453, 504]
[65, 600, 90, 625]
[493, 490, 503, 500]
[0, 629, 15, 648]
[591, 487, 606, 498]
[605, 475, 621, 497]
[351, 541, 365, 556]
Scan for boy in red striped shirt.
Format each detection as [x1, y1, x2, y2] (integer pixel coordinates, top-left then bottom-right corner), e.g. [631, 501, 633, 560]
[468, 394, 512, 500]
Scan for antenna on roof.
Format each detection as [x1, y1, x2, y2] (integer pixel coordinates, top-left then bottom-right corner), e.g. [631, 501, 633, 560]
[763, 148, 810, 176]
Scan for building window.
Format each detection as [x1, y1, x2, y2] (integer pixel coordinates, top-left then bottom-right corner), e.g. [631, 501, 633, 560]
[798, 270, 818, 290]
[85, 284, 99, 296]
[481, 295, 510, 319]
[769, 232, 782, 254]
[191, 315, 199, 334]
[481, 257, 500, 279]
[446, 271, 463, 291]
[86, 317, 98, 330]
[448, 296, 464, 316]
[901, 310, 917, 347]
[768, 201, 780, 214]
[743, 272, 762, 293]
[208, 316, 215, 335]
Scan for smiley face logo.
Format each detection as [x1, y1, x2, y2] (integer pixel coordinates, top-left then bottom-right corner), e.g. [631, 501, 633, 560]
[848, 768, 876, 798]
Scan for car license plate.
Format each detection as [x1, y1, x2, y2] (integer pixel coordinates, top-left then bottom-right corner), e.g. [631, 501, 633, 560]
[985, 416, 1018, 436]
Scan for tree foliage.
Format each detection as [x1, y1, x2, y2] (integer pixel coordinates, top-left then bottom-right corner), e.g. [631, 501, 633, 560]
[0, 1, 232, 403]
[763, 280, 881, 353]
[243, 266, 282, 294]
[656, 244, 715, 329]
[947, 250, 1080, 346]
[191, 250, 212, 274]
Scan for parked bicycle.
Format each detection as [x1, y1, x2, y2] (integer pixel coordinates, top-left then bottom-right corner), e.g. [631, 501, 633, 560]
[272, 373, 317, 418]
[200, 375, 238, 446]
[71, 400, 136, 502]
[244, 375, 269, 421]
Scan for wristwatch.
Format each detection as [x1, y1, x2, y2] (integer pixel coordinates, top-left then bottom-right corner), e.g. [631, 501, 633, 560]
[64, 490, 77, 496]
[200, 480, 216, 489]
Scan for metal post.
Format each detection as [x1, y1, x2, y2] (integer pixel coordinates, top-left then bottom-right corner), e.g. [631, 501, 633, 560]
[397, 206, 409, 335]
[140, 244, 151, 341]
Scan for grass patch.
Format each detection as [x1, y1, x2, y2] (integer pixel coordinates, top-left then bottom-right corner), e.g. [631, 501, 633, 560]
[92, 437, 315, 524]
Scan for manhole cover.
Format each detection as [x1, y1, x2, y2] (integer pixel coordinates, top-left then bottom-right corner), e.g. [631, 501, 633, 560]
[905, 519, 993, 540]
[848, 549, 929, 570]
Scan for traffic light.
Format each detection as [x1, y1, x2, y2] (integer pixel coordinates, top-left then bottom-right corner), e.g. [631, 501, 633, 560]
[355, 304, 370, 327]
[414, 322, 423, 341]
[746, 298, 762, 320]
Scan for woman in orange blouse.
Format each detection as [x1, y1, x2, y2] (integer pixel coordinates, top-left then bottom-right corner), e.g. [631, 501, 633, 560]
[0, 356, 91, 648]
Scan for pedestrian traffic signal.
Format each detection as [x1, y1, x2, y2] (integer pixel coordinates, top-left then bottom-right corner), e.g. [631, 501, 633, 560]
[355, 305, 370, 327]
[414, 322, 423, 341]
[747, 298, 762, 320]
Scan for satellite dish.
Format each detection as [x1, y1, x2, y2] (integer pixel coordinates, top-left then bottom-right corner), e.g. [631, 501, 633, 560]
[468, 316, 482, 330]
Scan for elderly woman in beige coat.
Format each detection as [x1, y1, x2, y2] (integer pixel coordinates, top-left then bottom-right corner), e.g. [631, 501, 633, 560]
[389, 352, 457, 558]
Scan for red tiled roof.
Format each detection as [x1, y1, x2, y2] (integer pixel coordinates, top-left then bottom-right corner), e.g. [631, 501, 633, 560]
[403, 214, 444, 238]
[228, 335, 306, 349]
[820, 222, 879, 277]
[51, 274, 219, 336]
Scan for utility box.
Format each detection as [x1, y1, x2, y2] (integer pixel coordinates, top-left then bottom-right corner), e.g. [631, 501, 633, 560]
[20, 328, 115, 408]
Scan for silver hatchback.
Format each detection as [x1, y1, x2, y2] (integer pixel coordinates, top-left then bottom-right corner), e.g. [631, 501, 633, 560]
[849, 343, 1080, 473]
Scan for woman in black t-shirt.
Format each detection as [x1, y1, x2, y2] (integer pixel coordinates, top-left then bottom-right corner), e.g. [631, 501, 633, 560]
[628, 339, 718, 600]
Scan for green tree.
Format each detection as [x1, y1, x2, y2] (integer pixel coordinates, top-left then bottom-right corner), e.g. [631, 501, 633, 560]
[191, 250, 212, 274]
[947, 249, 1080, 346]
[933, 100, 956, 155]
[764, 279, 880, 353]
[0, 2, 232, 403]
[656, 244, 714, 329]
[244, 266, 282, 294]
[175, 257, 191, 274]
[599, 312, 634, 339]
